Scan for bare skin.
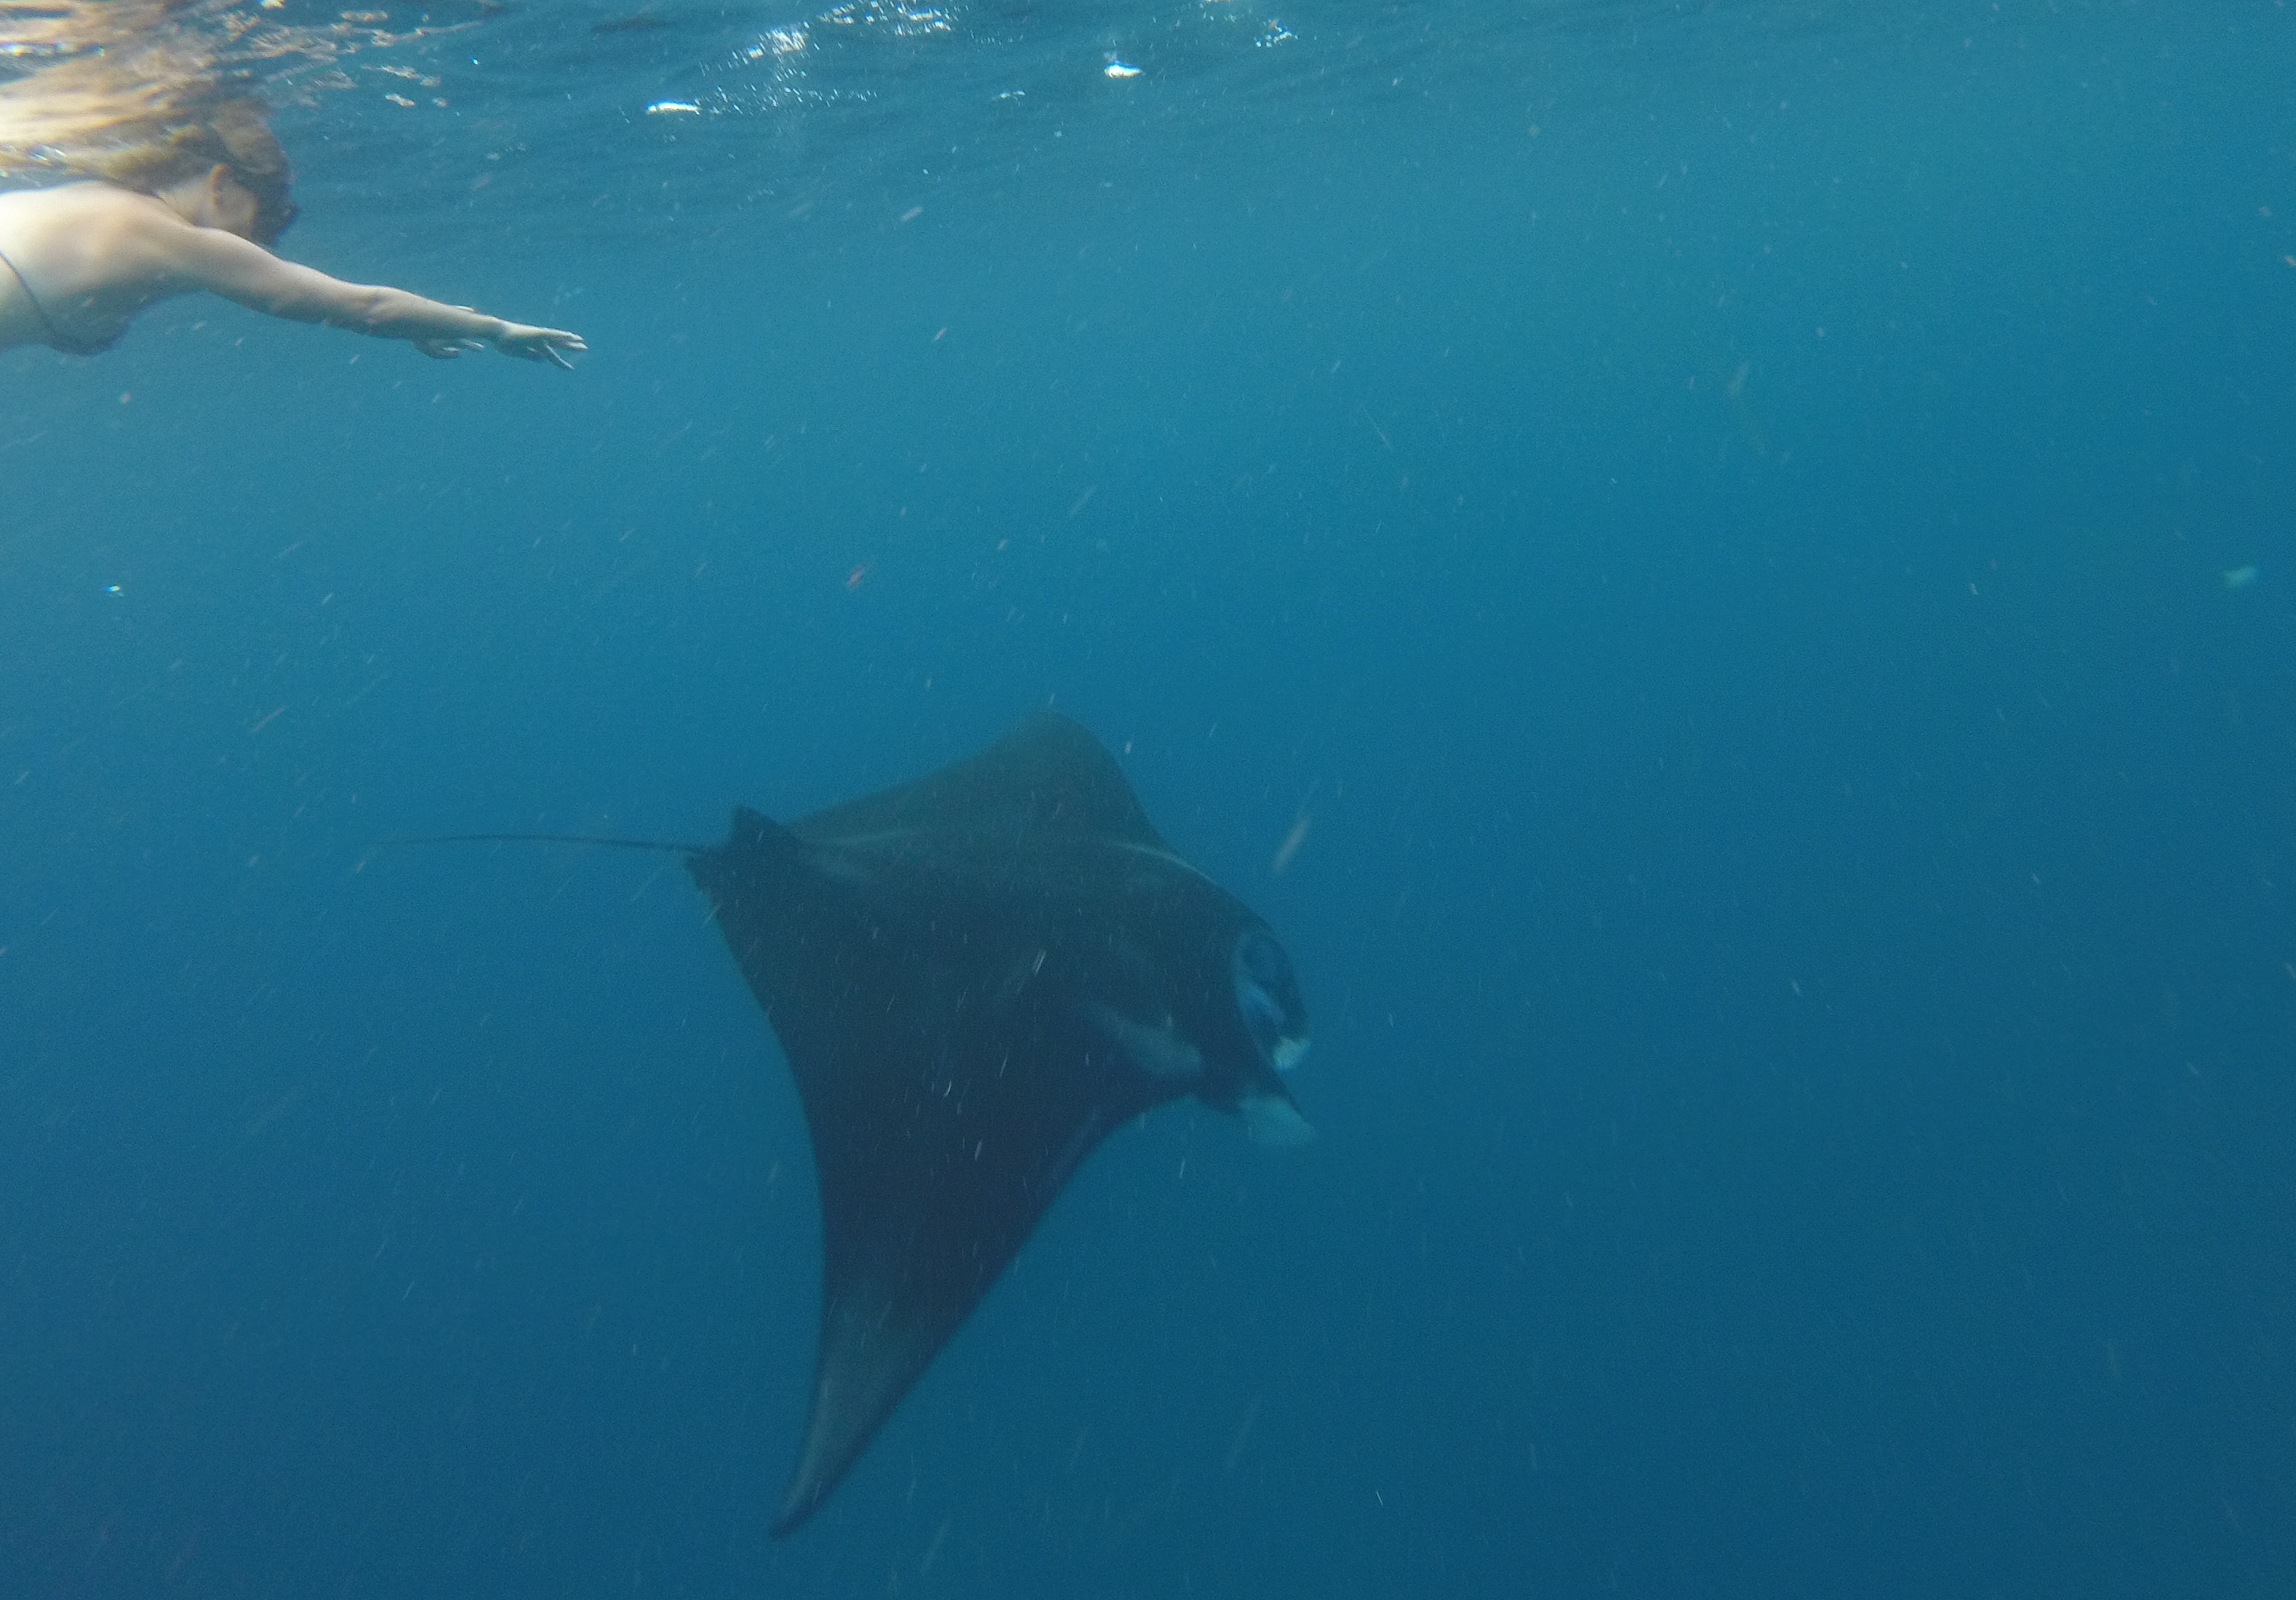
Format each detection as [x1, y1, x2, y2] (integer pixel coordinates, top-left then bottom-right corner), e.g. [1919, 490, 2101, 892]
[0, 165, 585, 364]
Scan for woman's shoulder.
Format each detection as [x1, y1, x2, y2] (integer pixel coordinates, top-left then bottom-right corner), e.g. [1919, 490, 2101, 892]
[0, 181, 182, 261]
[1, 179, 141, 210]
[0, 180, 185, 225]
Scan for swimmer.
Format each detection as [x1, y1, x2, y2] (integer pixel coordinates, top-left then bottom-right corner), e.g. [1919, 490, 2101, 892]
[0, 100, 584, 366]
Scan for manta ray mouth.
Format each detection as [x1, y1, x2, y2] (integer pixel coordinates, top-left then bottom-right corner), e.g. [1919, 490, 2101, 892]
[1240, 1093, 1316, 1146]
[1233, 928, 1309, 1073]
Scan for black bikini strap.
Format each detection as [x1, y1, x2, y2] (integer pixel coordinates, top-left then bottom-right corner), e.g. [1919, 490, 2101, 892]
[0, 242, 69, 348]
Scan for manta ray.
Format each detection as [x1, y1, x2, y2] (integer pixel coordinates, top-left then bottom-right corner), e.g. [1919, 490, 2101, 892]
[437, 712, 1312, 1533]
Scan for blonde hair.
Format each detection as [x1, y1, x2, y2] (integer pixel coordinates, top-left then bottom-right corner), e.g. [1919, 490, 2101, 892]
[2, 5, 296, 244]
[87, 97, 296, 244]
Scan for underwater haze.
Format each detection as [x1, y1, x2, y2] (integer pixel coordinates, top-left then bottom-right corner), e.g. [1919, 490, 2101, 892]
[6, 0, 2296, 1594]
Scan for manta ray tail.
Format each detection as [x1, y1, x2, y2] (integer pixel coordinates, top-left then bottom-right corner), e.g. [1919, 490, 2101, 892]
[391, 831, 708, 854]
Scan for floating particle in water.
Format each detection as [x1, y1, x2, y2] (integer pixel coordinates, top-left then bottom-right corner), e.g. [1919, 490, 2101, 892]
[2224, 565, 2260, 590]
[1103, 57, 1142, 79]
[646, 100, 703, 116]
[1270, 813, 1312, 875]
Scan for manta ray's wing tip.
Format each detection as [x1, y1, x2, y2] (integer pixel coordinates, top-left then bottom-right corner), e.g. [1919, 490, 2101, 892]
[767, 1411, 846, 1537]
[769, 1479, 824, 1539]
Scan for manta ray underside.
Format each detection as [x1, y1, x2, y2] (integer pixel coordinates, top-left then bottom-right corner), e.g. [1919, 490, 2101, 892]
[452, 713, 1316, 1533]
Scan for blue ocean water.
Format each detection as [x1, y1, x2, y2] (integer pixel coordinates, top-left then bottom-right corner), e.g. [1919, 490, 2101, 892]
[5, 0, 2295, 1593]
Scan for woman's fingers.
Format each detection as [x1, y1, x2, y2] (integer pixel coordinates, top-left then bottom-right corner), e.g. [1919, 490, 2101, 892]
[497, 326, 587, 368]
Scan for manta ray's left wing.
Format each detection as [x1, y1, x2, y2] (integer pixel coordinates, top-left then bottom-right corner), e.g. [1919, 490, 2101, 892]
[688, 793, 1168, 1534]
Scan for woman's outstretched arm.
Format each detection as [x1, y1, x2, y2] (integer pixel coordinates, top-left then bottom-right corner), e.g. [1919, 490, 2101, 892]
[168, 221, 585, 366]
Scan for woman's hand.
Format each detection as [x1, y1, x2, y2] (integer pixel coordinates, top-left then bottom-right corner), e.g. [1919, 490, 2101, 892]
[412, 323, 585, 368]
[494, 322, 586, 369]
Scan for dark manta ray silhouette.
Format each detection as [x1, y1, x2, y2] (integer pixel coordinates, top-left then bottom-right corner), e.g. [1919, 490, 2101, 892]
[433, 713, 1312, 1533]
